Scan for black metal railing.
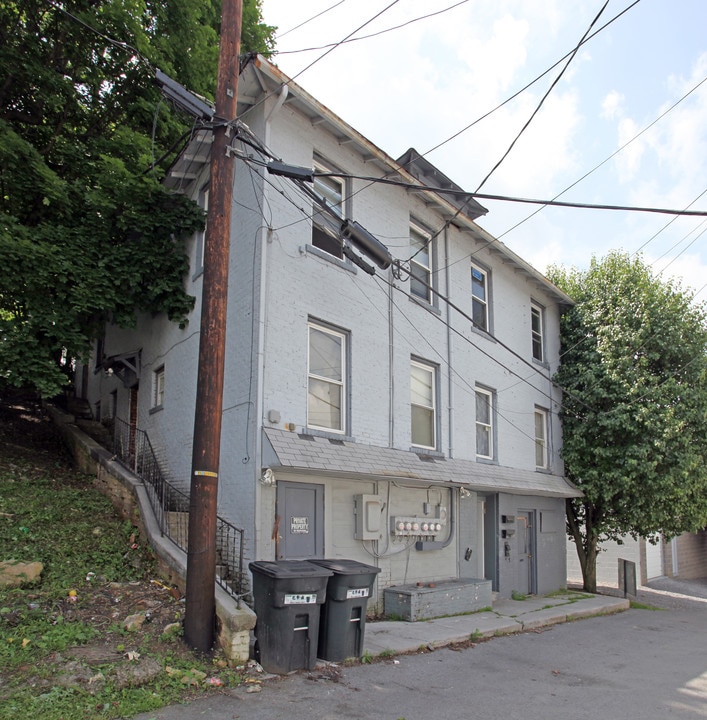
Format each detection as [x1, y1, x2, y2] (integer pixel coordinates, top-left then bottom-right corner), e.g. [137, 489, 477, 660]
[111, 417, 248, 601]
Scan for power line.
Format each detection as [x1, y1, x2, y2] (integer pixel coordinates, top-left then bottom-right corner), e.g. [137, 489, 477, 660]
[43, 0, 154, 71]
[498, 74, 707, 242]
[274, 1, 470, 54]
[312, 171, 707, 217]
[421, 0, 642, 159]
[474, 0, 611, 193]
[274, 1, 347, 40]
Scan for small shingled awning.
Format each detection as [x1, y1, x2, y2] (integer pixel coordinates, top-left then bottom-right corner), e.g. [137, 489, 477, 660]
[263, 428, 581, 499]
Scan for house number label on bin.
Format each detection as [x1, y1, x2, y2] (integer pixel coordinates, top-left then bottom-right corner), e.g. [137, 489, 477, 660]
[290, 516, 309, 534]
[346, 588, 369, 599]
[284, 593, 317, 604]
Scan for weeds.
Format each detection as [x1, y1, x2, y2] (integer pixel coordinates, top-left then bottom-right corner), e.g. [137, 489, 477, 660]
[0, 401, 246, 720]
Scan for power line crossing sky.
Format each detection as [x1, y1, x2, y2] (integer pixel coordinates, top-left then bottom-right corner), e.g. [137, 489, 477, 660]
[262, 0, 707, 301]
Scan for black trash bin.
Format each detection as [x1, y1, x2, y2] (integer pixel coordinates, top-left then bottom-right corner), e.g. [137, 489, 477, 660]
[249, 560, 332, 674]
[309, 559, 381, 662]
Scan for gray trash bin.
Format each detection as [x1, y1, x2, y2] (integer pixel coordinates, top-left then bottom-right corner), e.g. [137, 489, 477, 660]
[249, 560, 332, 674]
[309, 559, 381, 662]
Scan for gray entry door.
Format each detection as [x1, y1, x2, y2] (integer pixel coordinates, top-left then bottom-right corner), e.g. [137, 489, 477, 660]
[277, 482, 324, 560]
[516, 511, 536, 595]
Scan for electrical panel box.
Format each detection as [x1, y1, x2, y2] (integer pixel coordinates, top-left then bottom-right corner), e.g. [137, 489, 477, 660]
[354, 494, 383, 540]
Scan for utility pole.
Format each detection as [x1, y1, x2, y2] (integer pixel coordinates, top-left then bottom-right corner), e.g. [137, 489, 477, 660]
[184, 0, 242, 653]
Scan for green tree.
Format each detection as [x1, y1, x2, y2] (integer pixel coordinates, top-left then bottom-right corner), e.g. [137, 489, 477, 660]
[549, 252, 707, 592]
[0, 0, 275, 396]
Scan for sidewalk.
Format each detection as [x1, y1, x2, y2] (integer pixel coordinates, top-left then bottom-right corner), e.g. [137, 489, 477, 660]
[363, 589, 629, 656]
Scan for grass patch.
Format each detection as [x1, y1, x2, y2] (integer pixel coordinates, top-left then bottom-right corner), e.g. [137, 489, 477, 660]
[511, 590, 529, 601]
[0, 398, 250, 720]
[630, 600, 663, 611]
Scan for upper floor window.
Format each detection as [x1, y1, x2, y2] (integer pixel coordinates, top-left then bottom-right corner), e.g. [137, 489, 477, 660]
[153, 366, 165, 409]
[475, 387, 494, 459]
[410, 222, 432, 302]
[195, 184, 209, 275]
[411, 359, 437, 449]
[531, 302, 544, 362]
[312, 160, 344, 260]
[534, 407, 549, 469]
[471, 264, 489, 331]
[308, 321, 347, 433]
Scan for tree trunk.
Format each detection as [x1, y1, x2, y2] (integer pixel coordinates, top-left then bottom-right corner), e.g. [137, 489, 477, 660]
[581, 537, 598, 593]
[566, 499, 599, 593]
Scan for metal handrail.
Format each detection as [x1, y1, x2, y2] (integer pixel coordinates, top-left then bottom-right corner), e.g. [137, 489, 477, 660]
[111, 416, 248, 601]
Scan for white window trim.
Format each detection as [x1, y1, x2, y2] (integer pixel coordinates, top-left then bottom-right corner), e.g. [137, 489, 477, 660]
[471, 263, 489, 332]
[153, 366, 165, 409]
[311, 159, 345, 259]
[307, 321, 347, 434]
[531, 302, 544, 363]
[475, 387, 494, 460]
[194, 184, 209, 277]
[410, 221, 432, 303]
[411, 359, 437, 450]
[535, 407, 549, 470]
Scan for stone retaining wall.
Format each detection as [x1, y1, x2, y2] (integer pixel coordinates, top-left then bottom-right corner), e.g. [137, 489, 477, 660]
[45, 404, 255, 661]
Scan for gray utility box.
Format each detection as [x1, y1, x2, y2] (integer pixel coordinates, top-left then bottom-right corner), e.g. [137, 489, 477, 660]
[384, 578, 492, 621]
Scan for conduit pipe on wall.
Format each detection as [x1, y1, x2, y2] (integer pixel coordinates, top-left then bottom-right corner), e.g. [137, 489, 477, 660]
[415, 487, 455, 552]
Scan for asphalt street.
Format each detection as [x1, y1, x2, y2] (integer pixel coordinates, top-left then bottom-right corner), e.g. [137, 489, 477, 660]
[136, 579, 707, 720]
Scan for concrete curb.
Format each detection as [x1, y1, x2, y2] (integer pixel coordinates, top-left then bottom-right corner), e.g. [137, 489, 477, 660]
[362, 594, 630, 657]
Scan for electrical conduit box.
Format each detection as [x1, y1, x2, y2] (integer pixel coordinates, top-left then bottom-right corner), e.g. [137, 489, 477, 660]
[354, 494, 383, 540]
[390, 516, 446, 537]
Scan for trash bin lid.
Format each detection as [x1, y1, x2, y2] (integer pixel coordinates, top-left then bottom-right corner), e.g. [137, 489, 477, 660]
[249, 560, 333, 579]
[308, 559, 381, 576]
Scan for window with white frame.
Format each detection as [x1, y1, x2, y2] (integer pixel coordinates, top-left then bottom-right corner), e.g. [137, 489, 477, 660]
[475, 387, 494, 459]
[531, 302, 544, 362]
[471, 264, 489, 331]
[411, 359, 437, 449]
[534, 407, 549, 469]
[410, 222, 432, 302]
[308, 321, 347, 433]
[312, 160, 344, 259]
[195, 184, 209, 273]
[153, 366, 165, 408]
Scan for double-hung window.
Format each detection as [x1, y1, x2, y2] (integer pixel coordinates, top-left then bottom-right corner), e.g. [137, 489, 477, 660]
[534, 407, 549, 469]
[195, 184, 209, 275]
[308, 322, 347, 433]
[531, 302, 544, 362]
[410, 222, 432, 302]
[312, 160, 344, 259]
[475, 387, 494, 459]
[411, 359, 436, 449]
[471, 263, 489, 331]
[153, 366, 165, 409]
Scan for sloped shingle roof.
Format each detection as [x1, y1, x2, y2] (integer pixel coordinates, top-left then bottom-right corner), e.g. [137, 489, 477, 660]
[263, 428, 581, 499]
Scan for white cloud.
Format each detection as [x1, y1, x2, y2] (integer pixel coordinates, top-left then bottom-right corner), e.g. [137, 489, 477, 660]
[601, 90, 624, 119]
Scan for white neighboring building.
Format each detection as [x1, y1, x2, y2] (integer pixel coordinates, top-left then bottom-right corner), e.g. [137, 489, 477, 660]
[79, 56, 580, 609]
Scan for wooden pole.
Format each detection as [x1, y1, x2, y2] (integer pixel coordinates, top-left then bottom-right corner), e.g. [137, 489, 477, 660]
[184, 0, 242, 653]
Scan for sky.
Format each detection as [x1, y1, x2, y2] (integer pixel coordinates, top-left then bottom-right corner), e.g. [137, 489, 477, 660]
[260, 0, 707, 302]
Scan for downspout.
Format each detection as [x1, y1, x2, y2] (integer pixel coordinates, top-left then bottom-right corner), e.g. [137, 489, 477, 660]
[389, 264, 395, 447]
[254, 85, 288, 557]
[417, 226, 457, 553]
[265, 84, 288, 124]
[445, 226, 454, 459]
